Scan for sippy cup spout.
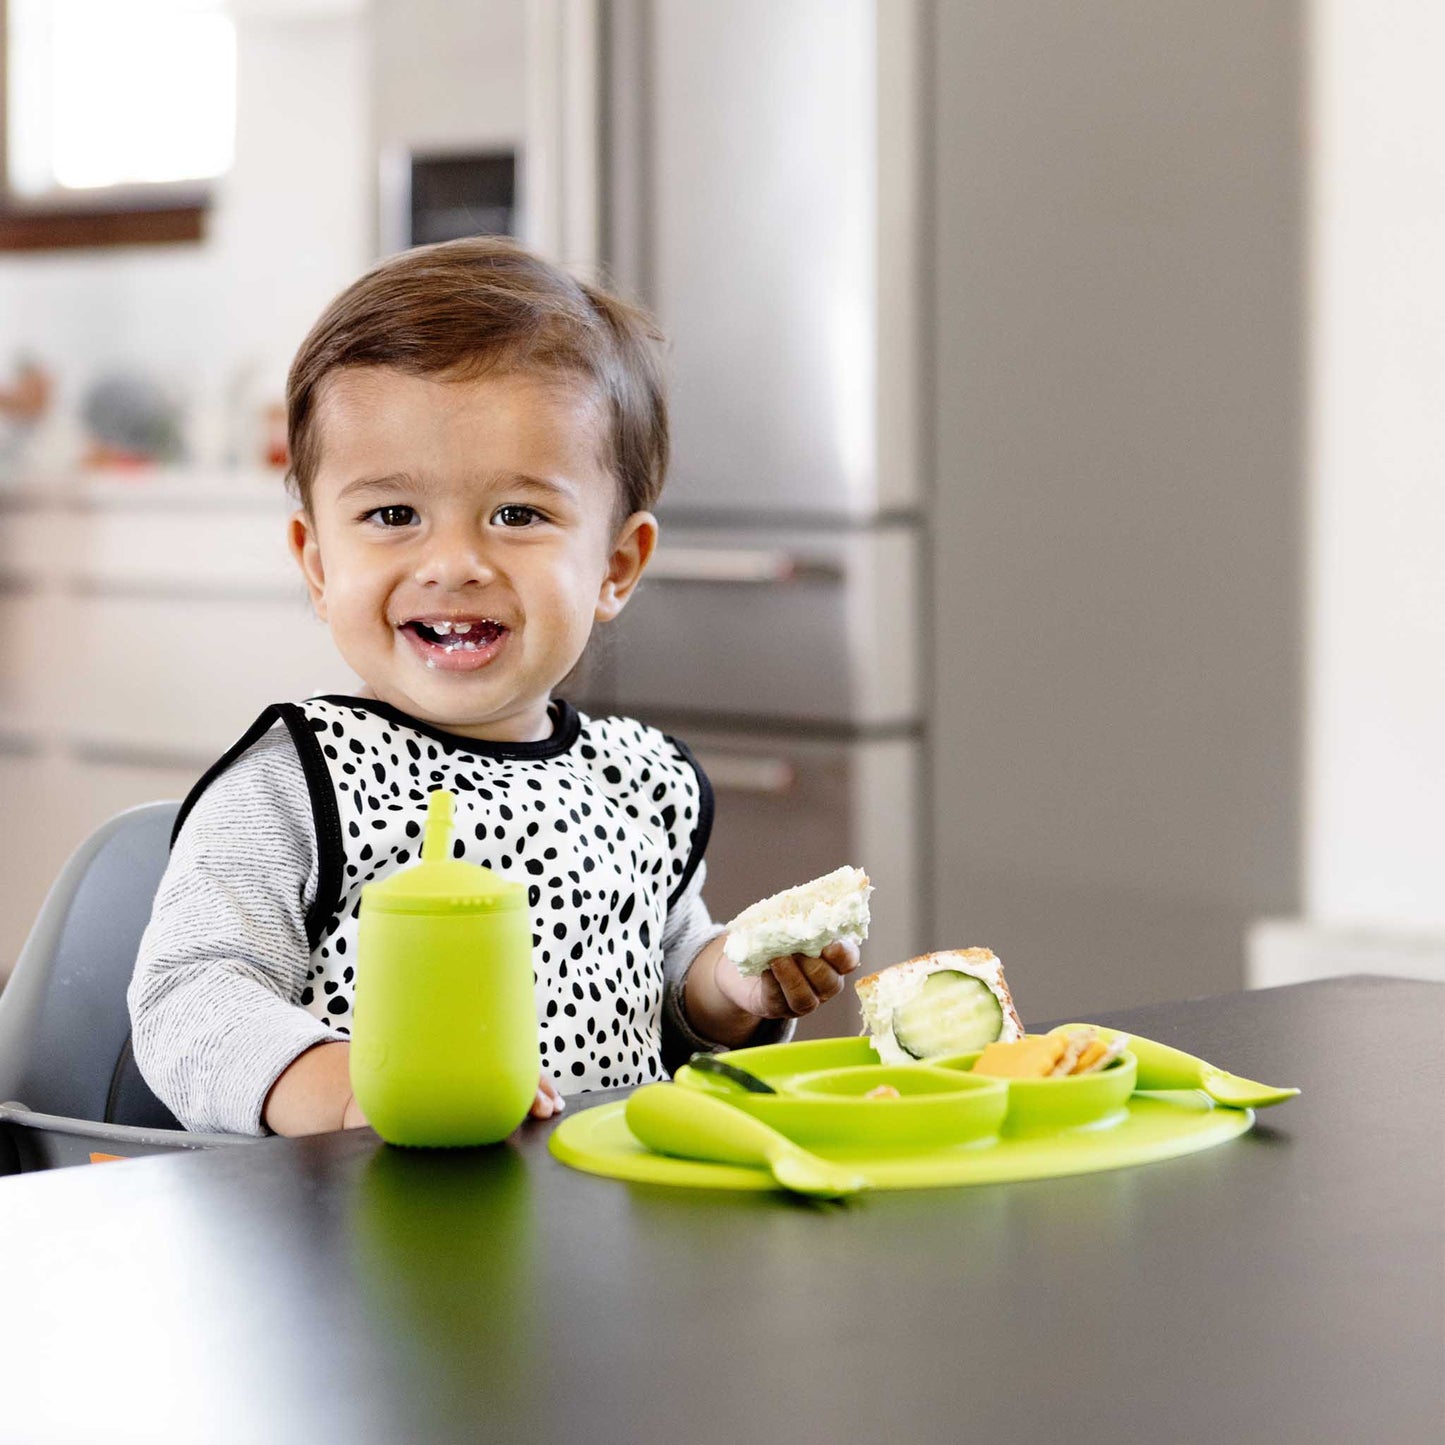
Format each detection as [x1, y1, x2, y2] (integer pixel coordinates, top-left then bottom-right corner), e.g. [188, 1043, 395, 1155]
[421, 790, 455, 863]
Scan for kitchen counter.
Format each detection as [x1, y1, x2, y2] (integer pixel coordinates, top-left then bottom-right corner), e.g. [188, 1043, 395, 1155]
[0, 976, 1440, 1443]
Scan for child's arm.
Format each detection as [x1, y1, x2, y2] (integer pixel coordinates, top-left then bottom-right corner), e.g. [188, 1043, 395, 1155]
[682, 933, 862, 1044]
[128, 727, 346, 1135]
[262, 1042, 362, 1134]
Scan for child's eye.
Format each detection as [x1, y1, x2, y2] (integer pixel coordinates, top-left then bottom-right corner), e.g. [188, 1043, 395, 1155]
[493, 504, 542, 528]
[363, 504, 418, 528]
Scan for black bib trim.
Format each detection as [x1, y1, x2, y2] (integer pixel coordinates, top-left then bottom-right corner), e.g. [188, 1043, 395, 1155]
[665, 733, 713, 909]
[308, 694, 581, 761]
[171, 702, 345, 951]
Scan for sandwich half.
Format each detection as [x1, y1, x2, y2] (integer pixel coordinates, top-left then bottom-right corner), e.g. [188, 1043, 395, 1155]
[856, 949, 1024, 1064]
[723, 866, 873, 977]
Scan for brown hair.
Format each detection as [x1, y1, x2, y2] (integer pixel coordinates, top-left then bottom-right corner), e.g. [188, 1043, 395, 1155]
[285, 236, 669, 520]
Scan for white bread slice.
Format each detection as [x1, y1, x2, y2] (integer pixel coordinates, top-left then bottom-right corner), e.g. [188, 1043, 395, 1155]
[856, 949, 1024, 1064]
[723, 866, 872, 977]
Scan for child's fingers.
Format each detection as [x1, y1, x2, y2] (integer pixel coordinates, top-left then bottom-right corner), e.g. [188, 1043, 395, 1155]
[530, 1075, 566, 1119]
[795, 952, 845, 1001]
[768, 954, 845, 1013]
[821, 939, 861, 973]
[765, 954, 821, 1014]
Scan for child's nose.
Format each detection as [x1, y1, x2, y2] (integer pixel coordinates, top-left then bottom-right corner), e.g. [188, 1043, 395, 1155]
[412, 529, 496, 590]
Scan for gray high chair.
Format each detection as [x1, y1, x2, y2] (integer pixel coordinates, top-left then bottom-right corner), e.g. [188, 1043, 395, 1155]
[0, 801, 250, 1174]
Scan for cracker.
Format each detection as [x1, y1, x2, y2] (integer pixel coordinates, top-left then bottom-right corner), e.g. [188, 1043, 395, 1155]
[1049, 1028, 1095, 1077]
[1069, 1039, 1111, 1074]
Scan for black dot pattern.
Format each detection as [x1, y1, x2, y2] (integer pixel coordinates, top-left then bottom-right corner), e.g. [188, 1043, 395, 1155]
[295, 699, 704, 1092]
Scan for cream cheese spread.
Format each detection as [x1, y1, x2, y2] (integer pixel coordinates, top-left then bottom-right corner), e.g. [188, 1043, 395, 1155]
[723, 865, 873, 977]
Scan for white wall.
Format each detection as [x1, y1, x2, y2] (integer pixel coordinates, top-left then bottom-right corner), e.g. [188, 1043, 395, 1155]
[1307, 0, 1445, 928]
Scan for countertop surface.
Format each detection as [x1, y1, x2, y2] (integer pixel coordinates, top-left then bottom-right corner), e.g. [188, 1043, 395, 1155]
[1, 976, 1441, 1444]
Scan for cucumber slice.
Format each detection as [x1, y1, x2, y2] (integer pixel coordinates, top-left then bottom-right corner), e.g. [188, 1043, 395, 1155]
[891, 971, 1005, 1059]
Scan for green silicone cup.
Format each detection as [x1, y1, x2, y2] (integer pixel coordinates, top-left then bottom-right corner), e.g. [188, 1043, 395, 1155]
[936, 1046, 1138, 1136]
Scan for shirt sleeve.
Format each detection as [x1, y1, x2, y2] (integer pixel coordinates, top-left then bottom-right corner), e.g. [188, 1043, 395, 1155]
[658, 861, 794, 1075]
[126, 723, 332, 1136]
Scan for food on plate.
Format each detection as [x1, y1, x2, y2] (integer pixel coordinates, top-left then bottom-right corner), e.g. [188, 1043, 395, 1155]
[973, 1035, 1068, 1078]
[723, 865, 873, 978]
[1053, 1026, 1128, 1076]
[856, 949, 1023, 1065]
[863, 1084, 902, 1101]
[974, 1026, 1129, 1079]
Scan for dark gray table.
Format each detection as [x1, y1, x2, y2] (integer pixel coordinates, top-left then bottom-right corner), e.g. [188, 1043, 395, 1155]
[1, 977, 1441, 1444]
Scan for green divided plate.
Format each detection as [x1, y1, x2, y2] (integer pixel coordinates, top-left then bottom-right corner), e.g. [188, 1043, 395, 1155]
[548, 1091, 1253, 1192]
[548, 1036, 1255, 1193]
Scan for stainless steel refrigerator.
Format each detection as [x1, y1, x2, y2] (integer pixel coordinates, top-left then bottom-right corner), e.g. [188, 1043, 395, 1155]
[575, 0, 928, 1036]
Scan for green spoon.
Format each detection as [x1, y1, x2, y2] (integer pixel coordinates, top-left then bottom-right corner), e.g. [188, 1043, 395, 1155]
[1053, 1024, 1300, 1108]
[625, 1083, 869, 1198]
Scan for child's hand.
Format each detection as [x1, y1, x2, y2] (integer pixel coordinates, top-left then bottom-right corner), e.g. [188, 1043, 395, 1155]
[530, 1074, 566, 1119]
[715, 938, 862, 1020]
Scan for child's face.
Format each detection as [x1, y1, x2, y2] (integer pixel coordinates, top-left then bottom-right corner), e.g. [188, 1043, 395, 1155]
[289, 366, 656, 742]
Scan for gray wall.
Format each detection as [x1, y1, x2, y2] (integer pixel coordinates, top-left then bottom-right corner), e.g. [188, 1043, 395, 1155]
[927, 2, 1305, 1017]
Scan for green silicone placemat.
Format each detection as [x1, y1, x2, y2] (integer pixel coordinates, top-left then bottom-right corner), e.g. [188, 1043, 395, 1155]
[548, 1091, 1253, 1192]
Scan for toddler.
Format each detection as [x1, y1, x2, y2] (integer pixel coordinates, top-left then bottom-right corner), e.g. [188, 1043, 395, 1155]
[128, 237, 859, 1136]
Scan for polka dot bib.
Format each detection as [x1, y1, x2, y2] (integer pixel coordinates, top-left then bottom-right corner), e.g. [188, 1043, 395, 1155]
[177, 695, 711, 1092]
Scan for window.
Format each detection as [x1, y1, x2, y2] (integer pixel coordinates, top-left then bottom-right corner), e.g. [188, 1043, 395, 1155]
[1, 0, 236, 250]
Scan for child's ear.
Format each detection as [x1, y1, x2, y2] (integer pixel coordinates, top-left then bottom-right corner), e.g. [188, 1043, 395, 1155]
[288, 509, 329, 621]
[595, 511, 658, 622]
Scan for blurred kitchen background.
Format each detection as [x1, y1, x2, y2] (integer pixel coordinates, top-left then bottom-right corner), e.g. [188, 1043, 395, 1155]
[2, 0, 1442, 1027]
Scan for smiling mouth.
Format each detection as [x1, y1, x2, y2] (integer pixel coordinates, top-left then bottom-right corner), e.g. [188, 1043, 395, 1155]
[402, 617, 508, 650]
[399, 616, 511, 671]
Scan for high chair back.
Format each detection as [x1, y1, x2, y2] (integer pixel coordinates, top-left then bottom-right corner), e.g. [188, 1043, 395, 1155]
[0, 801, 248, 1172]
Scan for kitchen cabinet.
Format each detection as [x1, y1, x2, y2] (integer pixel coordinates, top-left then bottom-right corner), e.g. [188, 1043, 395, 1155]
[0, 473, 353, 976]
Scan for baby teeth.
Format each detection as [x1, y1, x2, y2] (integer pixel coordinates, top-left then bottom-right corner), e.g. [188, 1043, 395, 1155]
[453, 622, 473, 635]
[432, 621, 453, 636]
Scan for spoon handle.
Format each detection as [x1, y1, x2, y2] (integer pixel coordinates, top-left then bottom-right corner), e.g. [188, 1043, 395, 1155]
[626, 1083, 782, 1167]
[625, 1084, 865, 1196]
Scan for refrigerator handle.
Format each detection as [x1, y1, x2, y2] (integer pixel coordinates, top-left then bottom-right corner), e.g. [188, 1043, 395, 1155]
[690, 751, 797, 796]
[644, 548, 842, 584]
